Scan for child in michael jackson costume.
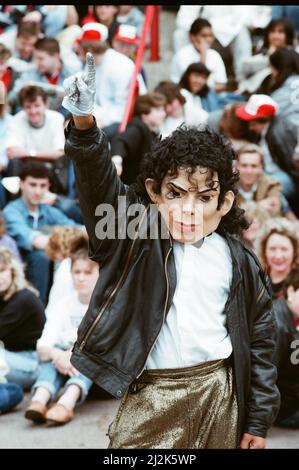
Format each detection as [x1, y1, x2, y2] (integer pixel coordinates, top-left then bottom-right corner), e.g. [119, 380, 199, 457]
[62, 53, 280, 449]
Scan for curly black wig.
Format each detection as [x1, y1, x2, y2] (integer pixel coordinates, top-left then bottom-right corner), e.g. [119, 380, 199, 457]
[132, 125, 249, 236]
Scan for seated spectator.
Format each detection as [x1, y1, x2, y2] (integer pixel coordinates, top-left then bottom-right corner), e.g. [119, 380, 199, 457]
[268, 48, 299, 124]
[0, 247, 46, 390]
[240, 200, 270, 252]
[117, 5, 144, 36]
[45, 226, 87, 317]
[25, 236, 99, 425]
[0, 210, 21, 260]
[3, 163, 80, 304]
[257, 218, 299, 299]
[154, 80, 208, 138]
[5, 85, 65, 178]
[75, 22, 144, 138]
[0, 383, 23, 414]
[273, 266, 299, 429]
[111, 25, 147, 91]
[179, 62, 246, 113]
[173, 5, 256, 82]
[9, 37, 79, 113]
[82, 5, 119, 46]
[41, 6, 79, 39]
[0, 92, 12, 208]
[208, 102, 252, 152]
[272, 5, 299, 40]
[0, 19, 41, 72]
[235, 94, 298, 200]
[110, 92, 166, 184]
[238, 18, 295, 94]
[235, 143, 282, 217]
[170, 18, 227, 91]
[0, 44, 20, 93]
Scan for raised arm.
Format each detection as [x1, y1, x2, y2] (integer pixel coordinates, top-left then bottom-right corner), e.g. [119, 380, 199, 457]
[62, 53, 127, 263]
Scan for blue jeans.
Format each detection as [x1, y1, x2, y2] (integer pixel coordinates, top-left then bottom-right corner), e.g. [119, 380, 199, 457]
[4, 350, 40, 391]
[0, 383, 23, 413]
[22, 250, 51, 305]
[32, 362, 93, 405]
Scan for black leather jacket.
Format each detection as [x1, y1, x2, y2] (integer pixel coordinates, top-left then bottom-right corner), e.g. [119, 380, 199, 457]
[65, 119, 280, 439]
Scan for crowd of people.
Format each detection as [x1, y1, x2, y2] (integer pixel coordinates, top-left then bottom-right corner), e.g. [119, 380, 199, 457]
[0, 5, 298, 434]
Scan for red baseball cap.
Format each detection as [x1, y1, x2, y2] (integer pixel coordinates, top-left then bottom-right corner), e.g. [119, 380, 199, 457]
[236, 94, 278, 120]
[114, 24, 138, 44]
[76, 22, 108, 44]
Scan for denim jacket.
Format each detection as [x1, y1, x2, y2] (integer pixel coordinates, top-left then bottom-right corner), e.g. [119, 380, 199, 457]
[3, 197, 78, 251]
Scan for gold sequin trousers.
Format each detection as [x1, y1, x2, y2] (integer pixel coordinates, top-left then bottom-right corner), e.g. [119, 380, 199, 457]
[108, 357, 239, 449]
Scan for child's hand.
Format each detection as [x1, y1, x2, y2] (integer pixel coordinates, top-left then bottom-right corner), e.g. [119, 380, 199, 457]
[62, 52, 96, 116]
[286, 285, 299, 319]
[52, 350, 78, 376]
[240, 433, 266, 449]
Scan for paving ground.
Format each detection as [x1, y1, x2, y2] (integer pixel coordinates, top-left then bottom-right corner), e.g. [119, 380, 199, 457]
[1, 8, 298, 450]
[0, 394, 298, 449]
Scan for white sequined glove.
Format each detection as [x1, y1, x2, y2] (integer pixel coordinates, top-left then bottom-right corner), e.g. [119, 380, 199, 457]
[62, 52, 96, 116]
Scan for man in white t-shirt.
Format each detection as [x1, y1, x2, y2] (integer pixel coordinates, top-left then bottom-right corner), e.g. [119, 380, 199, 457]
[170, 18, 227, 91]
[5, 84, 65, 177]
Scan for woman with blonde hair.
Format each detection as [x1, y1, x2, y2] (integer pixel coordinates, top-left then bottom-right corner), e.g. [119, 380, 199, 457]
[45, 226, 87, 315]
[256, 218, 299, 299]
[0, 247, 45, 389]
[240, 200, 270, 253]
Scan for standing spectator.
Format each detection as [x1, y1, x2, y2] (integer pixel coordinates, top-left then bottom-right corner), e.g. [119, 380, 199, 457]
[3, 163, 79, 304]
[25, 236, 99, 425]
[110, 92, 166, 184]
[257, 218, 299, 299]
[5, 85, 65, 178]
[0, 247, 46, 390]
[171, 18, 227, 91]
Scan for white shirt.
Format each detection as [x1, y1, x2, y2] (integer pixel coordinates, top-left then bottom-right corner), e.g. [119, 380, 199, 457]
[93, 48, 147, 127]
[5, 109, 65, 154]
[170, 43, 227, 87]
[146, 232, 233, 369]
[159, 88, 208, 138]
[45, 258, 73, 318]
[38, 292, 88, 350]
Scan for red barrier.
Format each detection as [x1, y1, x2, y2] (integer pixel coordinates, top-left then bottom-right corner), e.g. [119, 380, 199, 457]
[149, 6, 160, 62]
[118, 5, 155, 133]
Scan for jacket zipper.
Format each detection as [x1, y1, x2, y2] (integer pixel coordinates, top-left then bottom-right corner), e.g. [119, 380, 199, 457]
[135, 237, 173, 380]
[79, 206, 149, 352]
